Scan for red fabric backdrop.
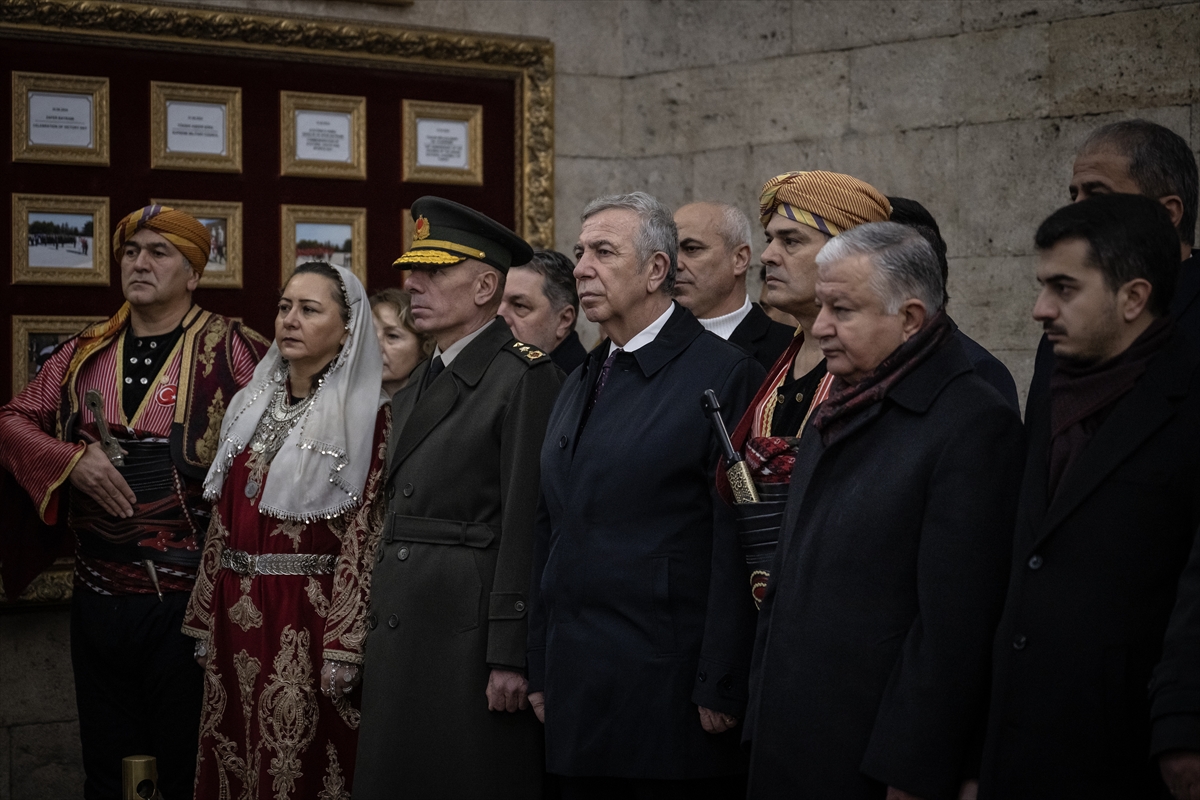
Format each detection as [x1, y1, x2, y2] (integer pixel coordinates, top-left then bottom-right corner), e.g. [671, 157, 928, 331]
[1, 37, 520, 598]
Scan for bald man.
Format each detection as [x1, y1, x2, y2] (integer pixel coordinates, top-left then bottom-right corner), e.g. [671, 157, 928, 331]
[675, 202, 794, 370]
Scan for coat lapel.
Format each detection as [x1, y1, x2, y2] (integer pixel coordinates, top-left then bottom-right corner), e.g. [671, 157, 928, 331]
[1034, 333, 1198, 546]
[387, 318, 512, 479]
[1016, 387, 1052, 548]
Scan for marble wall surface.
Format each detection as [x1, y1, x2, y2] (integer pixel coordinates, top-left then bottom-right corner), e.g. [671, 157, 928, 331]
[3, 1, 1197, 796]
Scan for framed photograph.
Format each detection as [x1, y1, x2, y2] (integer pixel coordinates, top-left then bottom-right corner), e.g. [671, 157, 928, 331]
[151, 199, 243, 288]
[150, 81, 242, 173]
[281, 204, 367, 287]
[12, 71, 110, 166]
[12, 193, 110, 286]
[12, 314, 107, 395]
[280, 91, 367, 180]
[402, 99, 483, 185]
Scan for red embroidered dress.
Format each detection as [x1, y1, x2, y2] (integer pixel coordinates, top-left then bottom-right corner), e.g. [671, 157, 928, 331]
[182, 407, 389, 800]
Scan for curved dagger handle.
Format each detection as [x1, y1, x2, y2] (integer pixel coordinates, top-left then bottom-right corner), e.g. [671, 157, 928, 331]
[84, 390, 125, 466]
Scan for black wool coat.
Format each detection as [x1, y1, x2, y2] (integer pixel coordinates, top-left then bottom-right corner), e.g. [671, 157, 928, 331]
[979, 330, 1200, 800]
[354, 318, 563, 800]
[527, 302, 765, 779]
[729, 303, 795, 372]
[746, 337, 1025, 800]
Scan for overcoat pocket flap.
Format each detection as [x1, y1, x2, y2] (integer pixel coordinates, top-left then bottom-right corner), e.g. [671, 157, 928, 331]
[388, 514, 497, 547]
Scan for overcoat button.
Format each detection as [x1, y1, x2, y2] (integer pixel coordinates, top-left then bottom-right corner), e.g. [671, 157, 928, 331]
[375, 548, 384, 563]
[387, 485, 395, 500]
[1028, 555, 1043, 570]
[514, 600, 526, 612]
[1013, 635, 1027, 650]
[368, 613, 377, 630]
[398, 547, 410, 561]
[403, 483, 414, 497]
[698, 671, 707, 682]
[558, 435, 568, 449]
[719, 675, 733, 690]
[388, 614, 399, 629]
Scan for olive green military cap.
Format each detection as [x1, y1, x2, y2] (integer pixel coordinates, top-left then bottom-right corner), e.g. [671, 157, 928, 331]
[393, 196, 534, 274]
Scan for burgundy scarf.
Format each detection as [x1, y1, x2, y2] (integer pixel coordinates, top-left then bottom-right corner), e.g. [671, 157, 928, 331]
[810, 310, 955, 446]
[1047, 317, 1174, 499]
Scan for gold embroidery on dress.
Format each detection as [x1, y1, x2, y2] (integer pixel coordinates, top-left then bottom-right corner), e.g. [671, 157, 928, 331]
[270, 519, 306, 551]
[228, 594, 264, 632]
[322, 421, 389, 661]
[230, 650, 263, 800]
[195, 388, 226, 464]
[199, 316, 228, 378]
[305, 578, 330, 618]
[185, 514, 228, 633]
[258, 626, 319, 800]
[316, 742, 350, 800]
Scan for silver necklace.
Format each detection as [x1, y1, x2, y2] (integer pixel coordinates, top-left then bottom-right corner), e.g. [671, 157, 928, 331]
[244, 386, 314, 498]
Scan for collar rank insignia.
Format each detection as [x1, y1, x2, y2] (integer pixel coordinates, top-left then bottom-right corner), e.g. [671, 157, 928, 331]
[526, 349, 545, 360]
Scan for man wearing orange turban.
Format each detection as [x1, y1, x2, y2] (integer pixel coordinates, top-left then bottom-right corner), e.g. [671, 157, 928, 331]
[718, 171, 890, 532]
[0, 205, 269, 800]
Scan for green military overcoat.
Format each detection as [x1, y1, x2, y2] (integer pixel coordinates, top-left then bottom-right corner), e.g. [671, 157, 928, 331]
[354, 317, 562, 800]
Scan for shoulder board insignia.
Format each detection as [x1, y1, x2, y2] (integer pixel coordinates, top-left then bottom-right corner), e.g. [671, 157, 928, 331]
[509, 341, 550, 363]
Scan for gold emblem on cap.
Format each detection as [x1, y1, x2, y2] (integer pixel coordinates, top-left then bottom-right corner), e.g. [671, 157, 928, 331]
[414, 215, 431, 241]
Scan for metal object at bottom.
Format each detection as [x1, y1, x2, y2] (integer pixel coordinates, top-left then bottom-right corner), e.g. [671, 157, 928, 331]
[122, 754, 161, 800]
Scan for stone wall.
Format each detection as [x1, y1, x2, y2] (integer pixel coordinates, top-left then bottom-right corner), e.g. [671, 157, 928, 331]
[3, 1, 1197, 796]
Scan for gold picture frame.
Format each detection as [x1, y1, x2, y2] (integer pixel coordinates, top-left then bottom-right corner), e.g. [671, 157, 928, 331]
[402, 99, 484, 186]
[150, 81, 243, 173]
[12, 314, 107, 395]
[281, 204, 367, 287]
[151, 198, 243, 288]
[12, 71, 110, 166]
[280, 91, 367, 180]
[12, 193, 110, 286]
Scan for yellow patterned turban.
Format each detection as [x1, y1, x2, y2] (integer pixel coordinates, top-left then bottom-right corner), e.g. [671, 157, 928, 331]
[758, 171, 891, 234]
[112, 205, 211, 273]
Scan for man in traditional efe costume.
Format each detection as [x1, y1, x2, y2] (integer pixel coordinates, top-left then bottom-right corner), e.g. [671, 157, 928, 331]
[0, 205, 268, 800]
[717, 171, 891, 606]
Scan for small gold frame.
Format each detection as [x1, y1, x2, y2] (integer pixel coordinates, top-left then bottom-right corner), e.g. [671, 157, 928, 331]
[149, 81, 242, 173]
[151, 198, 243, 288]
[280, 91, 367, 180]
[12, 314, 107, 395]
[12, 71, 110, 166]
[402, 100, 484, 185]
[12, 193, 110, 286]
[281, 204, 367, 287]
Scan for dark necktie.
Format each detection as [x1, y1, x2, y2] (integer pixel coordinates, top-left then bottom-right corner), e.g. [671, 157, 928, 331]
[580, 349, 620, 431]
[423, 355, 445, 390]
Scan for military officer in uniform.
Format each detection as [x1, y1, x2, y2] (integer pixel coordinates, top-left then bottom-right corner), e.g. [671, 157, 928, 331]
[354, 197, 564, 800]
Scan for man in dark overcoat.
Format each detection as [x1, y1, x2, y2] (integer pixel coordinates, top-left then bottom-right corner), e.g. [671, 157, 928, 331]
[1027, 119, 1200, 405]
[979, 196, 1200, 799]
[673, 201, 794, 370]
[354, 198, 563, 800]
[746, 222, 1024, 800]
[526, 192, 765, 798]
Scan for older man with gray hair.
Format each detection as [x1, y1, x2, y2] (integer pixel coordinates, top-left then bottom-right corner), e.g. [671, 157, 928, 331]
[674, 201, 794, 369]
[744, 222, 1024, 800]
[527, 192, 765, 798]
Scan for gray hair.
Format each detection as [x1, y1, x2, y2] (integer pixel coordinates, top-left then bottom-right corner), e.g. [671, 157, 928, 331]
[581, 192, 677, 294]
[815, 222, 945, 314]
[698, 202, 753, 254]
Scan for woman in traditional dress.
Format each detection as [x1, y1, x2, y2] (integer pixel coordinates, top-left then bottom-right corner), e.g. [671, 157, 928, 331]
[182, 262, 390, 800]
[369, 287, 433, 396]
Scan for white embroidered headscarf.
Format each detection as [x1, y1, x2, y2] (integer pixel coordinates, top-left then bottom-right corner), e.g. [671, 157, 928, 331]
[203, 264, 387, 522]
